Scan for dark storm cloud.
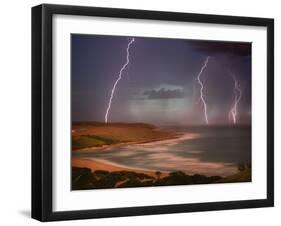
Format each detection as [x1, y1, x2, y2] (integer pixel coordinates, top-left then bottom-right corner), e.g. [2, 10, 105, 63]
[190, 41, 251, 56]
[143, 88, 184, 99]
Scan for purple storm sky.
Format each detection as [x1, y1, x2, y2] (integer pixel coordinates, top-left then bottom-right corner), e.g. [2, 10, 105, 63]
[71, 34, 251, 126]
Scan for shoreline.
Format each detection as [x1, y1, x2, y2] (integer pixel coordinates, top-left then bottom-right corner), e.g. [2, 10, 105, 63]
[73, 132, 198, 153]
[72, 132, 199, 179]
[72, 132, 239, 177]
[72, 158, 169, 178]
[72, 158, 251, 190]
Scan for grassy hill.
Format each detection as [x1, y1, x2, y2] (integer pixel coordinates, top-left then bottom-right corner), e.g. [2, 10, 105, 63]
[72, 122, 178, 150]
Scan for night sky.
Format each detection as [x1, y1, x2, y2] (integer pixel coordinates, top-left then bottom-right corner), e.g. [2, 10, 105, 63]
[71, 34, 251, 126]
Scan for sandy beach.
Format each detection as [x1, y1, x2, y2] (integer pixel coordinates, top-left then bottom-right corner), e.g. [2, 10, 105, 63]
[72, 132, 200, 179]
[71, 133, 197, 177]
[72, 158, 168, 178]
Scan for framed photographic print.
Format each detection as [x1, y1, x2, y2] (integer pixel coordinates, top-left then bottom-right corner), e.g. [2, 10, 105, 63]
[32, 4, 274, 221]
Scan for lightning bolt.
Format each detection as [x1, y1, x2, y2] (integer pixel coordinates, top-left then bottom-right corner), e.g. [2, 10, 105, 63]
[196, 56, 210, 124]
[105, 38, 135, 123]
[229, 73, 242, 124]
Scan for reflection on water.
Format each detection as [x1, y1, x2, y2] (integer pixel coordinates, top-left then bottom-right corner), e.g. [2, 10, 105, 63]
[73, 126, 251, 177]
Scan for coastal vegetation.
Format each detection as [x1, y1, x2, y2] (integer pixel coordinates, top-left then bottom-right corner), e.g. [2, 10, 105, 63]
[72, 165, 251, 190]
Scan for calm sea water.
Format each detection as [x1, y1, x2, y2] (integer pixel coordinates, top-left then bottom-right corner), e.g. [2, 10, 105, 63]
[73, 126, 251, 176]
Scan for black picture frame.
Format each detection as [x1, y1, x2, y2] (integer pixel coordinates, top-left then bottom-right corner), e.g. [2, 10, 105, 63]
[32, 4, 274, 222]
